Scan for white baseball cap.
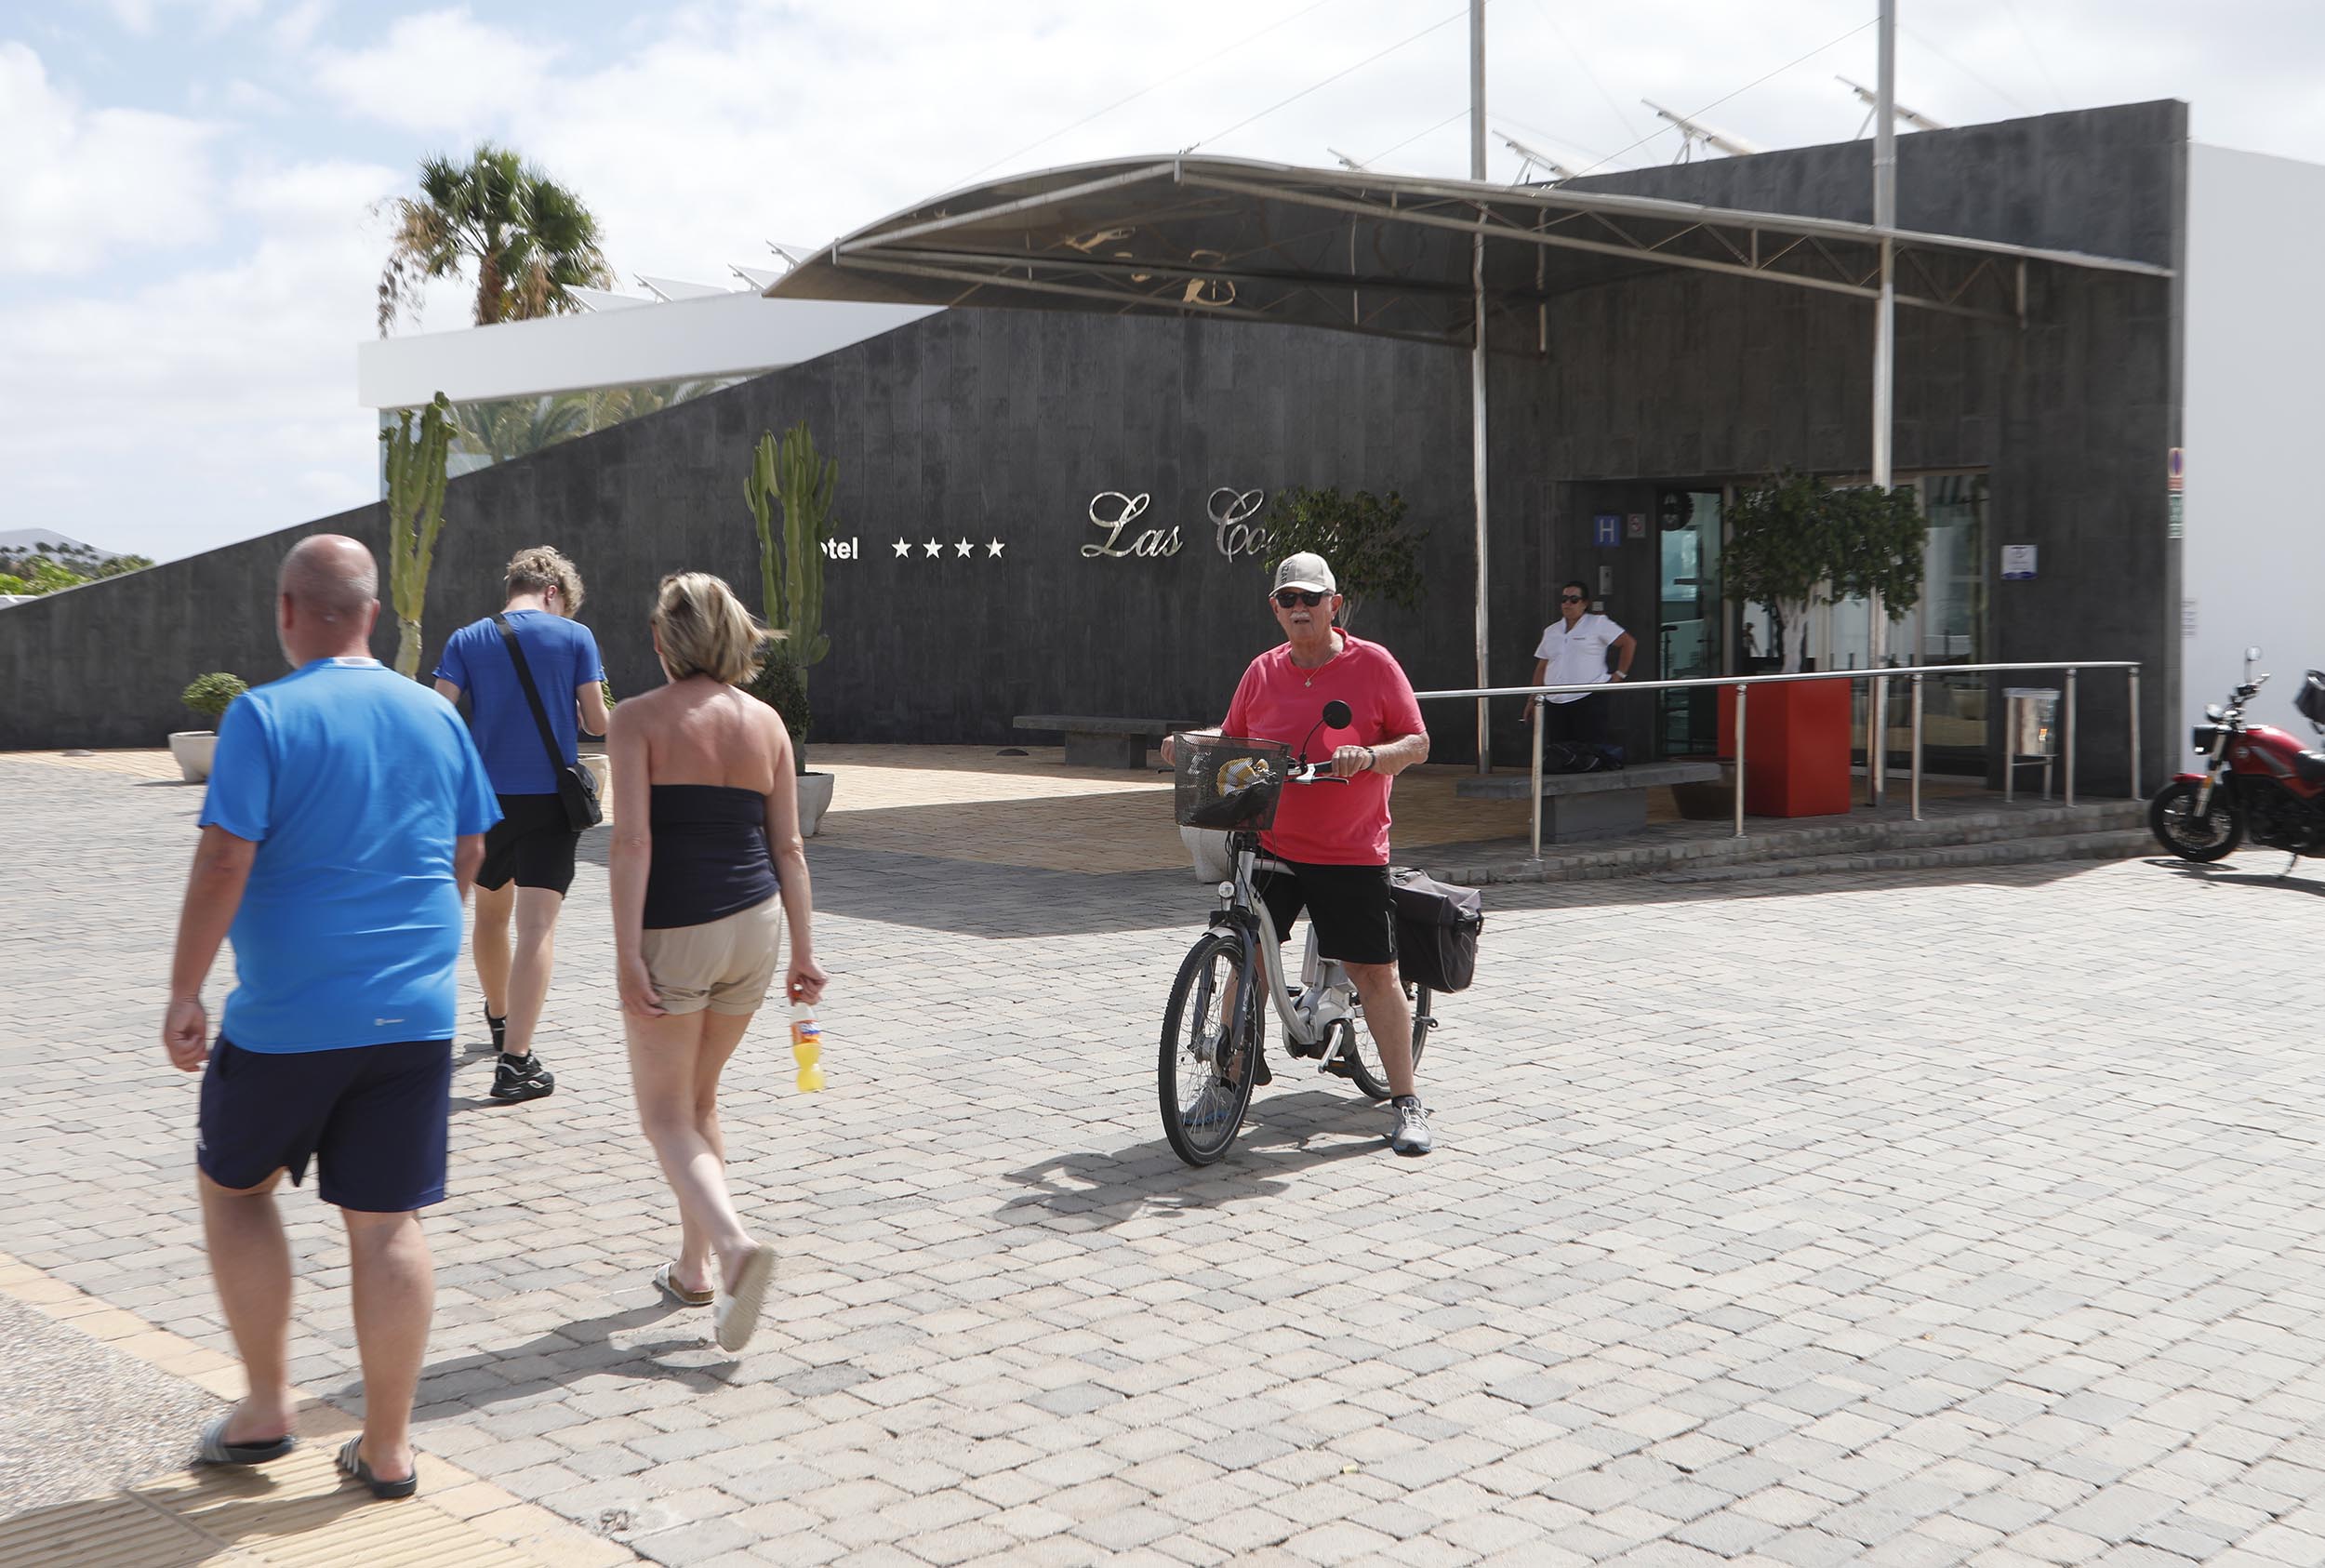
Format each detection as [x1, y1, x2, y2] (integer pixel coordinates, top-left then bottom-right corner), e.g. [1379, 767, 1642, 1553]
[1270, 552, 1336, 596]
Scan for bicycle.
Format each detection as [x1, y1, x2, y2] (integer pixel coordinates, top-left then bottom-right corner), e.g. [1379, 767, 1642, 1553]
[1159, 705, 1437, 1167]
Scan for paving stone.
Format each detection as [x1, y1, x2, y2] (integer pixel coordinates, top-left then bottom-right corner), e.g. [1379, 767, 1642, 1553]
[1, 753, 2318, 1567]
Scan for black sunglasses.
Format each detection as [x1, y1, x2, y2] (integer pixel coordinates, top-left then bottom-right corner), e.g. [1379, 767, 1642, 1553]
[1274, 589, 1327, 608]
[1561, 593, 1584, 604]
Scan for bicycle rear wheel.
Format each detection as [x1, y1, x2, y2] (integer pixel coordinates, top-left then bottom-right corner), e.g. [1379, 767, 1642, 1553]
[1343, 986, 1431, 1102]
[1160, 929, 1264, 1165]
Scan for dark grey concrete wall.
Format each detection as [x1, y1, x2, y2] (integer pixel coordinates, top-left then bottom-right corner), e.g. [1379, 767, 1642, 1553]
[3, 102, 2184, 790]
[1486, 100, 2186, 790]
[0, 310, 1477, 753]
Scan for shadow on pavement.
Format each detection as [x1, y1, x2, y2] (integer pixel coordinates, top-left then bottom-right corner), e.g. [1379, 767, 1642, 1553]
[2149, 857, 2325, 896]
[997, 1088, 1390, 1229]
[579, 834, 1203, 938]
[378, 1300, 737, 1420]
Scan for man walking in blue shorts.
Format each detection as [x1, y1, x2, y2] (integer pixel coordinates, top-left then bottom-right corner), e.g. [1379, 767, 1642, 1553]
[164, 534, 498, 1501]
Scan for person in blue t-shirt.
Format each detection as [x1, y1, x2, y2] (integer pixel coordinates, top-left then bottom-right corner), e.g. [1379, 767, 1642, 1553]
[165, 534, 498, 1501]
[432, 546, 609, 1104]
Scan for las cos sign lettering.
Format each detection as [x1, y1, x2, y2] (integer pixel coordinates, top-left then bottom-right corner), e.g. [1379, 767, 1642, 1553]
[1082, 487, 1272, 561]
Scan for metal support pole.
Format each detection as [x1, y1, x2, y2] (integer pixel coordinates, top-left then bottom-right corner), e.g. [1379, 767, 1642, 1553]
[1528, 697, 1545, 861]
[2127, 665, 2142, 800]
[1867, 0, 1896, 807]
[1732, 683, 1748, 838]
[2064, 666, 2077, 807]
[1468, 0, 1492, 774]
[1909, 672, 1923, 821]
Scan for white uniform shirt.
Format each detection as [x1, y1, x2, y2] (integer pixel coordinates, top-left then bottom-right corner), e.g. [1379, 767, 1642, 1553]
[1534, 612, 1626, 704]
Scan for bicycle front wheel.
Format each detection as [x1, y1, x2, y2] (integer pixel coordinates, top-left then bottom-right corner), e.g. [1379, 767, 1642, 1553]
[1344, 986, 1431, 1102]
[1160, 929, 1263, 1166]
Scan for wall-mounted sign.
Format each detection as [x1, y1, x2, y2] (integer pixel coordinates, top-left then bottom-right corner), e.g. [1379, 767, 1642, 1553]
[1209, 488, 1270, 560]
[2182, 597, 2198, 636]
[2168, 493, 2185, 540]
[1658, 490, 1693, 531]
[1593, 513, 1621, 548]
[2001, 544, 2038, 580]
[820, 537, 859, 560]
[2167, 447, 2185, 493]
[1626, 513, 1647, 540]
[1083, 492, 1184, 559]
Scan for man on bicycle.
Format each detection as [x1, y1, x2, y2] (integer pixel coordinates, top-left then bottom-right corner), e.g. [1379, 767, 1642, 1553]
[1209, 551, 1434, 1155]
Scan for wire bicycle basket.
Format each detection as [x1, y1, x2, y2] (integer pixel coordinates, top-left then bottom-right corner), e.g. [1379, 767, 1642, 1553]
[1171, 735, 1294, 831]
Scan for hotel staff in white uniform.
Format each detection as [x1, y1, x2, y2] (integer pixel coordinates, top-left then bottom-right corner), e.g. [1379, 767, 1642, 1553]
[1532, 580, 1636, 745]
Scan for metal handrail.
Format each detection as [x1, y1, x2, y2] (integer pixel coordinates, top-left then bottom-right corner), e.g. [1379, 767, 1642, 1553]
[1413, 658, 2143, 858]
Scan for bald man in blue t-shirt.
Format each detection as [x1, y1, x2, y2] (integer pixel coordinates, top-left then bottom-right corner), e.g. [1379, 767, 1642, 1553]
[166, 534, 498, 1500]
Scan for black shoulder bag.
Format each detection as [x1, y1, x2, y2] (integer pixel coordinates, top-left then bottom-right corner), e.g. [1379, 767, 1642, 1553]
[493, 613, 602, 831]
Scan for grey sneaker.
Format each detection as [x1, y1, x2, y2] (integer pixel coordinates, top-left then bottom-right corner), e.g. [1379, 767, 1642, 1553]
[1388, 1096, 1433, 1156]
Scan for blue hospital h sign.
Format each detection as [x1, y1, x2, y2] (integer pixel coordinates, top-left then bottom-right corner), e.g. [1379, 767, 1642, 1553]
[1593, 513, 1621, 547]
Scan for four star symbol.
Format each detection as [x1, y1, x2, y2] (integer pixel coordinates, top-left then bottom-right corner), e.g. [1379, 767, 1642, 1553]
[891, 536, 1008, 562]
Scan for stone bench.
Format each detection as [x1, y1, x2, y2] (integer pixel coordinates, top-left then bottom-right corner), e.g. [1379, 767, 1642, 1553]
[1454, 758, 1726, 843]
[1014, 714, 1207, 768]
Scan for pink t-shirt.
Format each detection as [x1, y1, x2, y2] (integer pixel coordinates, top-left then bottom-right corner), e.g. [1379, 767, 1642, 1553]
[1223, 632, 1427, 865]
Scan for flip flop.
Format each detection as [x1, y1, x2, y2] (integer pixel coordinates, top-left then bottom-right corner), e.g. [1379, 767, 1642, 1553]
[714, 1243, 777, 1353]
[195, 1413, 297, 1467]
[653, 1261, 714, 1308]
[336, 1436, 418, 1500]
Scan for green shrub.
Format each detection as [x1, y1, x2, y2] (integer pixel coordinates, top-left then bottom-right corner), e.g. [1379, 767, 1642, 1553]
[741, 641, 810, 775]
[181, 672, 248, 726]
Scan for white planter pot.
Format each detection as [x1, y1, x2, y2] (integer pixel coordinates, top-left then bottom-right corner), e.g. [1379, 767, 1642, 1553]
[579, 753, 610, 817]
[1181, 826, 1234, 883]
[168, 731, 217, 783]
[795, 771, 835, 838]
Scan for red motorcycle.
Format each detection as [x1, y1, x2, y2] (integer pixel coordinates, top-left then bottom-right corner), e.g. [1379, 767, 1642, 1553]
[2151, 648, 2325, 865]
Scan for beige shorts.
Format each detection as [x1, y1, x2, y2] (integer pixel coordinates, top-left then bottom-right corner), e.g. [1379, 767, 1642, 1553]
[641, 897, 783, 1016]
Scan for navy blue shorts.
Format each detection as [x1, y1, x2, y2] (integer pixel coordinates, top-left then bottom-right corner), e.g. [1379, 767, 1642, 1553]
[197, 1038, 453, 1213]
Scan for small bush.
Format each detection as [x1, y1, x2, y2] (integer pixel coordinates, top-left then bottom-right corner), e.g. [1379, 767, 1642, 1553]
[741, 642, 810, 775]
[181, 672, 248, 725]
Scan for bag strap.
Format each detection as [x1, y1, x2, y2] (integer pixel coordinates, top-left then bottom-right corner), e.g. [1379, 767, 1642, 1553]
[492, 613, 571, 770]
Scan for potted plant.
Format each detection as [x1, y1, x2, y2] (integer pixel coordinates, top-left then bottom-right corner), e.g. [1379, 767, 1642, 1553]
[1718, 472, 1925, 817]
[170, 672, 248, 782]
[743, 424, 838, 835]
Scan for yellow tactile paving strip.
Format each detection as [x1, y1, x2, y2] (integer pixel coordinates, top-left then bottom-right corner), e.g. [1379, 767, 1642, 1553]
[0, 1255, 632, 1568]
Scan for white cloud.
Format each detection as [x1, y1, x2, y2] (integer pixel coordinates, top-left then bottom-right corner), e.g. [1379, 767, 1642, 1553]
[0, 43, 222, 273]
[309, 8, 559, 135]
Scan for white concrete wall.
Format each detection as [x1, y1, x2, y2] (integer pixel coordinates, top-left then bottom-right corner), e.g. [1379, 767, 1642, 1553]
[2183, 144, 2325, 752]
[355, 293, 938, 409]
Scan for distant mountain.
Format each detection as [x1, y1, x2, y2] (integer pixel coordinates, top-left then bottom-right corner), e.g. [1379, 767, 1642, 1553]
[0, 529, 113, 559]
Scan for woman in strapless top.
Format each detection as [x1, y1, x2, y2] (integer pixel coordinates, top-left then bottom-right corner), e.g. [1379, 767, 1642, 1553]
[606, 572, 827, 1354]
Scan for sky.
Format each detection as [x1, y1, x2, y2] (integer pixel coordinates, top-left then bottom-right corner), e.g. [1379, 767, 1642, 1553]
[5, 0, 2321, 564]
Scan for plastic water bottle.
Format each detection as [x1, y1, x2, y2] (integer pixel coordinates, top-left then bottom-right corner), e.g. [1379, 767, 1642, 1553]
[790, 1000, 825, 1093]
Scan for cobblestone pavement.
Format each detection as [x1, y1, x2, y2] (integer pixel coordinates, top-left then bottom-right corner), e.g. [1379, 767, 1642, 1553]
[7, 750, 2325, 1566]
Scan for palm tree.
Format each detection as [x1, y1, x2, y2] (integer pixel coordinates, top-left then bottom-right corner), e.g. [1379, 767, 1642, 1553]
[377, 143, 613, 336]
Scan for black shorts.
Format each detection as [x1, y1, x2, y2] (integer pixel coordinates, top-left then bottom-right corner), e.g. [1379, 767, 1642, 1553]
[197, 1038, 452, 1213]
[479, 792, 578, 894]
[1257, 858, 1398, 967]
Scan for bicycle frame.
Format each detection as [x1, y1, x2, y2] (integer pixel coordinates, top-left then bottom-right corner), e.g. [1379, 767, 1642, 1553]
[1213, 834, 1355, 1052]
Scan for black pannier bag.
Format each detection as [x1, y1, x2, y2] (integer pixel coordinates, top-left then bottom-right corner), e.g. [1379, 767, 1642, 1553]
[2297, 671, 2325, 730]
[1390, 868, 1484, 993]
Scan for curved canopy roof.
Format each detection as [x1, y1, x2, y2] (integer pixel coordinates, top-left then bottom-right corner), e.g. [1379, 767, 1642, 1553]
[767, 155, 2174, 352]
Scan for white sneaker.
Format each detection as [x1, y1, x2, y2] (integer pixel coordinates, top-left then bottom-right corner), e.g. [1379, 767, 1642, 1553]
[1388, 1096, 1434, 1157]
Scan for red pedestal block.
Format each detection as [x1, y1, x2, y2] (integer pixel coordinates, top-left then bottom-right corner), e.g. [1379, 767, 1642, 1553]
[1715, 678, 1853, 818]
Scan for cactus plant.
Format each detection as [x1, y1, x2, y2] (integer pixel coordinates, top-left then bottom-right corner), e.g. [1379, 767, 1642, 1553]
[383, 392, 455, 678]
[744, 422, 834, 687]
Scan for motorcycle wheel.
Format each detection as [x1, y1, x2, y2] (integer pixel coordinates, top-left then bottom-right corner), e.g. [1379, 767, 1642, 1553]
[2150, 780, 2243, 862]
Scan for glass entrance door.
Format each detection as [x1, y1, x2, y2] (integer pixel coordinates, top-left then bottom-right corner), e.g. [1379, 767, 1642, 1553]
[1656, 489, 1724, 754]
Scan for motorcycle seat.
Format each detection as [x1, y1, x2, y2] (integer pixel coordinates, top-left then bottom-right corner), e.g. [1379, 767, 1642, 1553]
[2298, 751, 2325, 786]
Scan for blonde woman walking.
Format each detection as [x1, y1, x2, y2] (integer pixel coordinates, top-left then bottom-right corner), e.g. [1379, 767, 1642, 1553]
[607, 573, 826, 1352]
